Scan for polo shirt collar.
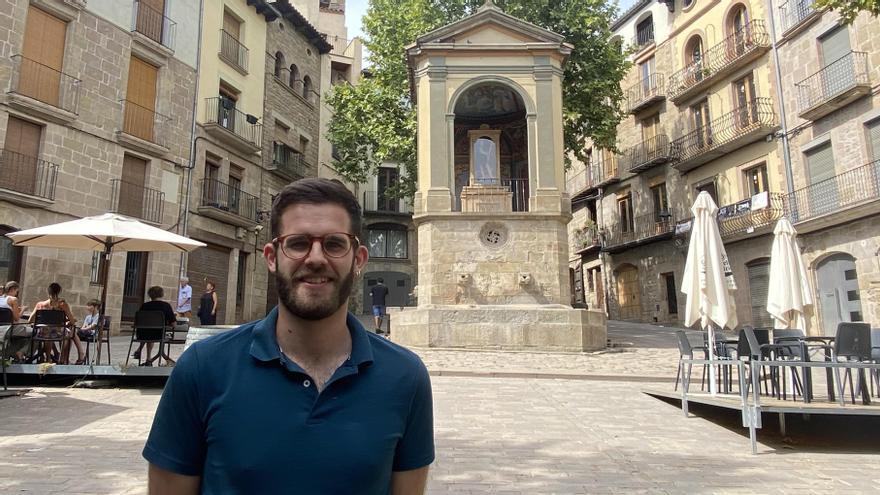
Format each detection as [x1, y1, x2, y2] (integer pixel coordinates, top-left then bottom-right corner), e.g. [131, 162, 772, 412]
[249, 306, 374, 368]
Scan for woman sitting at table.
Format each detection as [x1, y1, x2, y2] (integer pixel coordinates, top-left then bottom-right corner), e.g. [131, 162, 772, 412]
[28, 282, 83, 364]
[1, 281, 30, 362]
[132, 286, 177, 366]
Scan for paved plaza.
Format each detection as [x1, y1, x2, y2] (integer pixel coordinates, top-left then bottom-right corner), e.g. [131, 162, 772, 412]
[1, 321, 878, 493]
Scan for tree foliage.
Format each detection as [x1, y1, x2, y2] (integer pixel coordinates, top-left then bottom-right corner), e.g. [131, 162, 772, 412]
[815, 0, 880, 24]
[326, 0, 629, 199]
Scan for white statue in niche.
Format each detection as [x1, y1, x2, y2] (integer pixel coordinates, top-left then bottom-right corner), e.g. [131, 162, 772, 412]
[473, 137, 497, 184]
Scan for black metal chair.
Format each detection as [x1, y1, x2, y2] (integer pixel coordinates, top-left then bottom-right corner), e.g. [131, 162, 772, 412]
[771, 329, 806, 400]
[81, 315, 112, 365]
[870, 328, 880, 398]
[1, 308, 13, 390]
[674, 330, 708, 391]
[740, 327, 790, 398]
[27, 309, 69, 364]
[126, 311, 167, 367]
[162, 318, 189, 364]
[834, 322, 872, 404]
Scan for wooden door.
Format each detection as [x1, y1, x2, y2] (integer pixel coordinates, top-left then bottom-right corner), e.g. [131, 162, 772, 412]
[136, 0, 166, 44]
[616, 265, 641, 321]
[21, 6, 66, 106]
[119, 155, 147, 218]
[124, 57, 159, 142]
[122, 252, 149, 322]
[2, 117, 42, 195]
[817, 254, 863, 335]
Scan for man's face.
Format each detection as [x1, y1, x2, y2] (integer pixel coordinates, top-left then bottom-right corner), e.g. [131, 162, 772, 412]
[180, 280, 187, 288]
[264, 203, 368, 321]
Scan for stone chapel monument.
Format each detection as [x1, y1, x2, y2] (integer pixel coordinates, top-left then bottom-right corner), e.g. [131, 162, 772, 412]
[390, 1, 606, 351]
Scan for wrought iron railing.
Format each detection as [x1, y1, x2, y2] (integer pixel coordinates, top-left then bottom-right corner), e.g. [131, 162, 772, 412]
[795, 51, 870, 115]
[503, 178, 529, 212]
[566, 166, 592, 195]
[9, 55, 81, 114]
[0, 149, 58, 200]
[110, 179, 164, 224]
[625, 73, 665, 112]
[204, 97, 262, 147]
[319, 0, 345, 12]
[779, 0, 819, 35]
[573, 226, 600, 251]
[122, 99, 171, 147]
[219, 29, 248, 72]
[362, 190, 413, 214]
[717, 192, 786, 238]
[327, 35, 353, 57]
[604, 211, 675, 249]
[620, 134, 677, 173]
[590, 152, 620, 186]
[788, 159, 880, 223]
[132, 0, 177, 49]
[272, 143, 306, 179]
[671, 98, 776, 169]
[667, 20, 769, 101]
[199, 178, 259, 222]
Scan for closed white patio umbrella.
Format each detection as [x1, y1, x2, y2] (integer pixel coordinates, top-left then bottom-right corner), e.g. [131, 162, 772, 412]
[681, 191, 738, 394]
[6, 213, 205, 363]
[767, 217, 813, 332]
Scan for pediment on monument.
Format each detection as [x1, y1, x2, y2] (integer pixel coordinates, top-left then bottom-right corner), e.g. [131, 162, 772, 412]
[415, 3, 566, 47]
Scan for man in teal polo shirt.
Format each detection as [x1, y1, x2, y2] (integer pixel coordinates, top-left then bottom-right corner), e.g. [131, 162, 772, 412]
[143, 178, 434, 494]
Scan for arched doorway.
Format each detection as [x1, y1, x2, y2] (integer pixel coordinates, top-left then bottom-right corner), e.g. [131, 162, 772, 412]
[816, 253, 863, 335]
[615, 264, 641, 321]
[452, 82, 529, 211]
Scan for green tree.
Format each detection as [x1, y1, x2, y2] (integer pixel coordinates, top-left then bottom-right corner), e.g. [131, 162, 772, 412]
[815, 0, 880, 24]
[326, 0, 629, 199]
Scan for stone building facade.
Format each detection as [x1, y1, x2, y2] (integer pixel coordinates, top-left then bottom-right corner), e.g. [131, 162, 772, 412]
[0, 0, 197, 331]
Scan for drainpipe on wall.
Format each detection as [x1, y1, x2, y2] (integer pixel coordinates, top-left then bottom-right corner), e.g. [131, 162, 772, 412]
[179, 0, 205, 279]
[765, 0, 795, 195]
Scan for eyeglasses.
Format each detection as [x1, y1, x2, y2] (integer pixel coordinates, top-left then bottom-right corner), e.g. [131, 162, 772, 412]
[273, 233, 359, 260]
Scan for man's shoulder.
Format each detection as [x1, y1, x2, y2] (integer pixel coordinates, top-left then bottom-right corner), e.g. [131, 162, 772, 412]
[367, 333, 428, 376]
[188, 320, 257, 357]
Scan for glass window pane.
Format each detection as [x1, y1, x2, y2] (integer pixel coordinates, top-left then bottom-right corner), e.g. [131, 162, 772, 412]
[367, 229, 386, 258]
[388, 229, 407, 259]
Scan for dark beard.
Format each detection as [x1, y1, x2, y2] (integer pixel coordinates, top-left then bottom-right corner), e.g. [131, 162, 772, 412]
[275, 260, 355, 321]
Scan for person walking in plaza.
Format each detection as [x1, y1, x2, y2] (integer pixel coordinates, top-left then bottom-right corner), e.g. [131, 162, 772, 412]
[196, 281, 218, 325]
[176, 277, 192, 319]
[370, 277, 390, 335]
[28, 282, 82, 364]
[144, 178, 434, 494]
[132, 286, 177, 365]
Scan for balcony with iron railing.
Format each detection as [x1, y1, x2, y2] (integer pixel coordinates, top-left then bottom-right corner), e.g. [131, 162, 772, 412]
[8, 55, 81, 121]
[667, 20, 770, 103]
[203, 97, 262, 153]
[788, 159, 880, 228]
[779, 0, 821, 38]
[566, 165, 594, 197]
[718, 191, 786, 239]
[590, 152, 621, 188]
[219, 29, 248, 73]
[327, 35, 353, 58]
[110, 179, 164, 224]
[118, 99, 172, 154]
[320, 0, 345, 12]
[362, 190, 413, 214]
[270, 143, 307, 180]
[632, 22, 655, 53]
[198, 178, 260, 227]
[620, 134, 677, 174]
[625, 73, 665, 114]
[573, 225, 601, 254]
[671, 97, 777, 173]
[0, 149, 58, 205]
[455, 178, 530, 212]
[603, 211, 675, 252]
[132, 0, 177, 51]
[795, 51, 871, 121]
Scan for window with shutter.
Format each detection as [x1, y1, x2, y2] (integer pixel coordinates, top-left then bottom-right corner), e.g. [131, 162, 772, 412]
[805, 143, 837, 216]
[867, 119, 880, 161]
[20, 6, 67, 106]
[124, 57, 159, 142]
[1, 117, 42, 195]
[806, 143, 835, 184]
[747, 259, 774, 328]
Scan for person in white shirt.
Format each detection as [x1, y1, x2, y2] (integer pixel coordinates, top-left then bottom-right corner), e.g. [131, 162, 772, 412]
[176, 277, 192, 318]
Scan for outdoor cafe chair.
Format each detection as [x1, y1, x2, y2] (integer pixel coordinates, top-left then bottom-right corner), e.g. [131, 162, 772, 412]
[1, 308, 14, 390]
[771, 329, 806, 401]
[674, 330, 708, 391]
[162, 317, 190, 364]
[27, 309, 69, 364]
[834, 322, 872, 404]
[871, 328, 880, 398]
[740, 327, 793, 399]
[126, 311, 167, 367]
[81, 315, 112, 366]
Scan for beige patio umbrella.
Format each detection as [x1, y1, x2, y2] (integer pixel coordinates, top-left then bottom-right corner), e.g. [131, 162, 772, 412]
[6, 213, 205, 363]
[681, 191, 738, 394]
[767, 217, 813, 331]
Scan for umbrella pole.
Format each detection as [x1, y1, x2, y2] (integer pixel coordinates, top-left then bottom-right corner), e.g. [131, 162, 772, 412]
[95, 245, 111, 365]
[708, 325, 718, 395]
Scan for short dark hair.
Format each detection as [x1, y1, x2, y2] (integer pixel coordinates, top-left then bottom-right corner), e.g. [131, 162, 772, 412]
[87, 299, 100, 308]
[48, 283, 62, 298]
[147, 286, 164, 300]
[270, 178, 362, 240]
[378, 278, 384, 284]
[4, 281, 19, 292]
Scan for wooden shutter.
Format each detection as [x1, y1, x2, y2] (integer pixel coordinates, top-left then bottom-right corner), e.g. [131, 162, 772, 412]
[223, 11, 240, 39]
[1, 117, 42, 194]
[747, 260, 774, 328]
[119, 154, 147, 218]
[124, 57, 158, 141]
[868, 119, 880, 161]
[21, 6, 66, 106]
[136, 0, 166, 44]
[820, 26, 851, 66]
[806, 143, 835, 184]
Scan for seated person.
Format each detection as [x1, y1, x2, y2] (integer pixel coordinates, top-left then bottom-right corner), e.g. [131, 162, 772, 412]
[78, 299, 101, 340]
[28, 282, 82, 364]
[133, 286, 176, 366]
[0, 281, 30, 362]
